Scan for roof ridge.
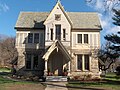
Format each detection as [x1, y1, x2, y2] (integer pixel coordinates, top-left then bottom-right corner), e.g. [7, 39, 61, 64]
[19, 11, 98, 14]
[20, 11, 50, 13]
[67, 12, 98, 13]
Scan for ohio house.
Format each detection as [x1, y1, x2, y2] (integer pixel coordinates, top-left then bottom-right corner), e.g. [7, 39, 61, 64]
[15, 1, 102, 80]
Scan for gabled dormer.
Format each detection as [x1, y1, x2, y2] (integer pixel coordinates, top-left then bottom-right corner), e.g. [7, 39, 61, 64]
[44, 1, 72, 47]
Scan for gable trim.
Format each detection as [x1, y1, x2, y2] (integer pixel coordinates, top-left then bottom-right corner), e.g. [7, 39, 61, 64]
[42, 40, 71, 61]
[43, 1, 72, 27]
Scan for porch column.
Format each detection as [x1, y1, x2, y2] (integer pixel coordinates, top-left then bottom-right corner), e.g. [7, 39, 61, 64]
[44, 60, 48, 76]
[68, 61, 71, 76]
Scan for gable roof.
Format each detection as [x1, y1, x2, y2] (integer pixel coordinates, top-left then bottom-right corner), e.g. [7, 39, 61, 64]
[15, 12, 102, 30]
[44, 1, 72, 26]
[42, 40, 71, 61]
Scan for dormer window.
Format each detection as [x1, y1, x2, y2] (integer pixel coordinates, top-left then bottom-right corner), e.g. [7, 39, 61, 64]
[55, 14, 61, 21]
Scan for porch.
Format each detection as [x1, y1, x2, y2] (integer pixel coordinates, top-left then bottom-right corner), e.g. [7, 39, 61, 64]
[42, 40, 71, 77]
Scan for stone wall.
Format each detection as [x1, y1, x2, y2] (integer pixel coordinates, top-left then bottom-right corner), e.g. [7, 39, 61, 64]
[17, 48, 45, 76]
[70, 51, 100, 79]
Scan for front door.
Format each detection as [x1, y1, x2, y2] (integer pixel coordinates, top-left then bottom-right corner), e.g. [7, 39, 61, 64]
[52, 53, 63, 75]
[49, 50, 63, 76]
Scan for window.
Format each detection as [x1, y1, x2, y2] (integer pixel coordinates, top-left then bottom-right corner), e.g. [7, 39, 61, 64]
[77, 34, 89, 44]
[84, 34, 88, 43]
[77, 54, 90, 71]
[33, 55, 38, 69]
[84, 55, 89, 70]
[55, 25, 61, 40]
[34, 33, 39, 43]
[26, 54, 39, 69]
[77, 54, 82, 70]
[28, 33, 33, 43]
[26, 54, 32, 69]
[50, 29, 53, 40]
[63, 29, 66, 41]
[40, 33, 44, 46]
[77, 34, 82, 43]
[55, 14, 61, 21]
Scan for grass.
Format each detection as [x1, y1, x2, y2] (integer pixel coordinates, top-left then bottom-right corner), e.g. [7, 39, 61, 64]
[0, 67, 11, 72]
[0, 67, 46, 90]
[67, 73, 120, 90]
[1, 67, 120, 90]
[0, 75, 46, 90]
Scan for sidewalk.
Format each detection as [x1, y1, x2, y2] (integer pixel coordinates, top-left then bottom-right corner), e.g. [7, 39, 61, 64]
[44, 82, 68, 90]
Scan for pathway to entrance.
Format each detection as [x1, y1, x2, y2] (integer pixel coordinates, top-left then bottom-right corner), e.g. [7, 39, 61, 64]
[44, 82, 68, 90]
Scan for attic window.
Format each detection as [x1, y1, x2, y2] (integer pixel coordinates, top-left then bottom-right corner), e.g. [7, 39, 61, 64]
[55, 14, 61, 21]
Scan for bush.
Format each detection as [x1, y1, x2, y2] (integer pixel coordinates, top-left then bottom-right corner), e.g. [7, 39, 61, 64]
[116, 66, 120, 75]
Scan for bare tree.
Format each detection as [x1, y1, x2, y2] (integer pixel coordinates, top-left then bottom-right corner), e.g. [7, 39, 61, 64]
[0, 37, 18, 67]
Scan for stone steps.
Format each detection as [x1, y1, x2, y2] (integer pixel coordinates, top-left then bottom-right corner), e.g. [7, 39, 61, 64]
[46, 76, 68, 82]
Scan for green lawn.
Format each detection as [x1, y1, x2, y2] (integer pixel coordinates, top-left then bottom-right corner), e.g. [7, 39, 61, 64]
[67, 73, 120, 90]
[0, 67, 11, 72]
[0, 75, 46, 90]
[0, 67, 46, 90]
[1, 67, 120, 90]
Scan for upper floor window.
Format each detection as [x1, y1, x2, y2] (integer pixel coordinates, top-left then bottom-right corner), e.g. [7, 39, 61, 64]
[55, 14, 61, 21]
[50, 28, 53, 40]
[77, 34, 89, 44]
[77, 34, 82, 43]
[55, 25, 61, 40]
[40, 33, 44, 46]
[34, 33, 39, 43]
[84, 34, 88, 44]
[28, 33, 33, 43]
[63, 29, 66, 41]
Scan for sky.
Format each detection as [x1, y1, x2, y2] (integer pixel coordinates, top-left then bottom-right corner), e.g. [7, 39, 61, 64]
[0, 0, 120, 44]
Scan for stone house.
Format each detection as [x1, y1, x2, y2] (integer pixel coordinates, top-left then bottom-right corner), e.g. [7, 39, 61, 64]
[15, 1, 102, 80]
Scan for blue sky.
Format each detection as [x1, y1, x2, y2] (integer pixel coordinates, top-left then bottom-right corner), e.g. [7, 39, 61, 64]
[0, 0, 120, 44]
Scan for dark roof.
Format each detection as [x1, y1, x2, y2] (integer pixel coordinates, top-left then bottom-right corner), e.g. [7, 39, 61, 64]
[15, 12, 102, 30]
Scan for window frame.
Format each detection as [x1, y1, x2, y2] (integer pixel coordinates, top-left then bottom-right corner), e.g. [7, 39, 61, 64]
[33, 54, 39, 69]
[76, 54, 90, 71]
[77, 34, 82, 43]
[84, 55, 90, 70]
[63, 29, 66, 41]
[26, 54, 32, 69]
[77, 54, 82, 70]
[84, 34, 88, 44]
[55, 24, 61, 40]
[26, 54, 39, 70]
[34, 33, 39, 43]
[50, 28, 53, 40]
[28, 33, 33, 43]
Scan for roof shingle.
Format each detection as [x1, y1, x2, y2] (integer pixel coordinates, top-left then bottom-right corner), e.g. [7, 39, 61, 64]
[15, 12, 101, 30]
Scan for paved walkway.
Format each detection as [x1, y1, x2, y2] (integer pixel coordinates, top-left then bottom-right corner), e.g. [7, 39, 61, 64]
[44, 82, 68, 90]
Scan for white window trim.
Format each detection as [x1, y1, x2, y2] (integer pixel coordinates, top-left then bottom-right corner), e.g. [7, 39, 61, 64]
[76, 54, 91, 71]
[76, 34, 89, 44]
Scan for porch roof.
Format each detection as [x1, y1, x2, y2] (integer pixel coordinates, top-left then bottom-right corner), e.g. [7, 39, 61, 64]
[42, 40, 72, 61]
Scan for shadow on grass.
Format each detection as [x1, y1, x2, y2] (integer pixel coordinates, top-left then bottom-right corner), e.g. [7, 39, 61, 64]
[67, 78, 120, 90]
[43, 82, 104, 90]
[0, 72, 11, 76]
[0, 76, 17, 84]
